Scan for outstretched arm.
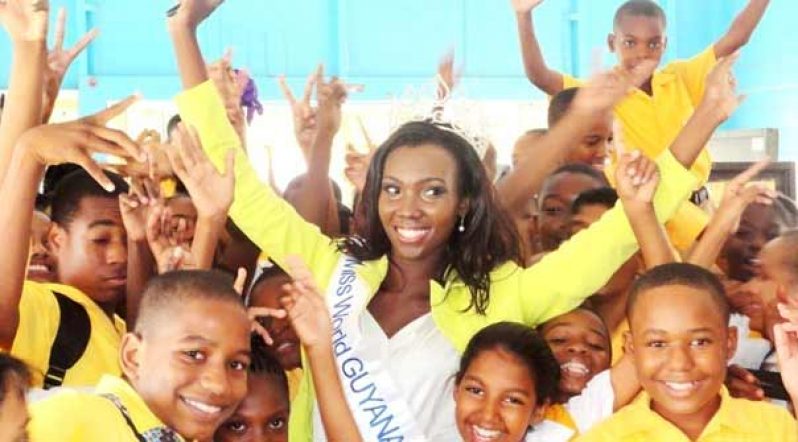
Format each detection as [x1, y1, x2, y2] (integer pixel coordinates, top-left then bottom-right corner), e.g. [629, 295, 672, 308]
[167, 0, 222, 89]
[714, 0, 770, 58]
[512, 0, 563, 95]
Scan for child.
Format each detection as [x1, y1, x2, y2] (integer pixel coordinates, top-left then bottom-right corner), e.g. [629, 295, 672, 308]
[576, 263, 798, 441]
[0, 97, 141, 389]
[214, 337, 291, 442]
[453, 322, 559, 442]
[513, 0, 772, 251]
[28, 270, 254, 441]
[0, 354, 30, 442]
[28, 205, 56, 282]
[548, 88, 611, 170]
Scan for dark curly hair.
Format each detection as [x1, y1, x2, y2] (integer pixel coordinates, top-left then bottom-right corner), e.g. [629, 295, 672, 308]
[456, 322, 560, 407]
[340, 120, 520, 314]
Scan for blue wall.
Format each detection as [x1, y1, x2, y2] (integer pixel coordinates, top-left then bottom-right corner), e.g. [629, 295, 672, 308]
[1, 0, 795, 160]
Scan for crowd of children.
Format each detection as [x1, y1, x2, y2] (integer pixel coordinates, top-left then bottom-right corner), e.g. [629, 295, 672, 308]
[0, 0, 796, 440]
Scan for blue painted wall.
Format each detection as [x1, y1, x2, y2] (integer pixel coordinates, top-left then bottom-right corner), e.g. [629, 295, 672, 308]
[0, 0, 794, 159]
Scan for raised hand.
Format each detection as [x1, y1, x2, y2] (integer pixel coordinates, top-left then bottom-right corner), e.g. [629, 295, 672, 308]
[278, 65, 322, 161]
[42, 8, 98, 122]
[344, 117, 376, 193]
[702, 53, 745, 122]
[315, 66, 348, 140]
[716, 160, 775, 233]
[207, 50, 248, 145]
[511, 0, 545, 14]
[167, 0, 224, 30]
[0, 0, 49, 42]
[573, 60, 658, 115]
[615, 150, 660, 205]
[166, 123, 235, 220]
[18, 95, 143, 191]
[280, 255, 332, 351]
[119, 176, 162, 243]
[436, 50, 461, 100]
[145, 204, 195, 273]
[108, 130, 173, 179]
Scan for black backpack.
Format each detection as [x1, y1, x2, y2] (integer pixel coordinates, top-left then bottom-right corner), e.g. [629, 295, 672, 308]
[43, 291, 91, 390]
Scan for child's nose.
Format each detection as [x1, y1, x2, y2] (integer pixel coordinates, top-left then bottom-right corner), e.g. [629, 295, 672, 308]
[200, 365, 230, 396]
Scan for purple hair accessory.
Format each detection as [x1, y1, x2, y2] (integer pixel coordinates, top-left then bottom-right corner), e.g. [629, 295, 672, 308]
[235, 69, 264, 125]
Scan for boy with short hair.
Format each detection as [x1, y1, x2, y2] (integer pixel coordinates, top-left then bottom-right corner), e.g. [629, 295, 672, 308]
[28, 270, 253, 441]
[0, 354, 30, 442]
[548, 88, 611, 170]
[513, 0, 772, 251]
[576, 263, 798, 441]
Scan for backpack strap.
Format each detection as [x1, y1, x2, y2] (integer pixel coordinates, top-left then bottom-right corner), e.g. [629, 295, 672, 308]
[43, 291, 91, 390]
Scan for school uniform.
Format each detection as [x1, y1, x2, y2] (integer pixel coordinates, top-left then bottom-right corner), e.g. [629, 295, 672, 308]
[564, 46, 719, 251]
[574, 387, 798, 442]
[176, 80, 699, 442]
[28, 375, 184, 441]
[7, 281, 124, 388]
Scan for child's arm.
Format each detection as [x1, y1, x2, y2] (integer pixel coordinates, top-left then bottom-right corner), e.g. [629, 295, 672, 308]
[615, 151, 675, 268]
[497, 60, 657, 214]
[714, 0, 771, 58]
[280, 256, 363, 442]
[166, 124, 235, 269]
[687, 161, 774, 268]
[0, 0, 48, 185]
[511, 0, 564, 95]
[0, 98, 141, 348]
[167, 0, 222, 90]
[609, 354, 639, 411]
[278, 69, 319, 164]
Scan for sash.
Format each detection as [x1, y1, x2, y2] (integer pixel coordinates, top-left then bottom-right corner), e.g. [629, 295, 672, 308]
[321, 255, 427, 442]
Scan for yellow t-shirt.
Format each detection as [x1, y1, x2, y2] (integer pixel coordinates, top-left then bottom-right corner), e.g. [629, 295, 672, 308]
[29, 375, 183, 441]
[564, 46, 717, 250]
[575, 387, 798, 442]
[9, 281, 124, 388]
[286, 367, 304, 402]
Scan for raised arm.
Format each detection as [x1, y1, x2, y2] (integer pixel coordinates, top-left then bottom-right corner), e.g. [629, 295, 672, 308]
[511, 0, 564, 95]
[714, 0, 771, 58]
[0, 0, 48, 185]
[167, 0, 221, 89]
[616, 151, 675, 268]
[688, 161, 774, 268]
[497, 60, 657, 212]
[0, 98, 141, 348]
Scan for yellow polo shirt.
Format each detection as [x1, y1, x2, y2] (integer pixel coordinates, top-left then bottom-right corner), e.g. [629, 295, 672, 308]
[564, 46, 717, 250]
[8, 281, 124, 388]
[575, 387, 798, 442]
[29, 375, 183, 441]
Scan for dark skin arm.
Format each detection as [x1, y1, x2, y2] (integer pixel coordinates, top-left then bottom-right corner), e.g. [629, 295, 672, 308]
[511, 0, 564, 95]
[714, 0, 771, 58]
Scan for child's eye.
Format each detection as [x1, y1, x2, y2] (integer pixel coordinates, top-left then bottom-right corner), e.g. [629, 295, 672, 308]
[465, 386, 483, 396]
[504, 396, 526, 406]
[422, 186, 447, 199]
[646, 340, 667, 349]
[547, 337, 567, 346]
[691, 338, 712, 347]
[229, 359, 249, 371]
[91, 237, 111, 245]
[381, 184, 400, 197]
[542, 206, 565, 218]
[182, 350, 206, 361]
[588, 343, 607, 352]
[225, 420, 247, 434]
[648, 41, 662, 49]
[623, 40, 636, 48]
[268, 417, 287, 431]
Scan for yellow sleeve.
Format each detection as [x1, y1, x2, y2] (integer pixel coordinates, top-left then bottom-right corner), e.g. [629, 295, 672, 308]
[664, 201, 709, 252]
[517, 150, 699, 324]
[28, 392, 111, 440]
[667, 45, 718, 106]
[9, 282, 59, 386]
[562, 74, 584, 90]
[175, 82, 341, 284]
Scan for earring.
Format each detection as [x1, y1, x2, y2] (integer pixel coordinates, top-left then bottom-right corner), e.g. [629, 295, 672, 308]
[458, 216, 466, 233]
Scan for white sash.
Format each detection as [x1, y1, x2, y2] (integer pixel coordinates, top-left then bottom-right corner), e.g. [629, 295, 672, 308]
[323, 255, 428, 442]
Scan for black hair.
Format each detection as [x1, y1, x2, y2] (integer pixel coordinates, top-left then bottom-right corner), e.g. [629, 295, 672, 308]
[543, 163, 610, 192]
[341, 120, 521, 314]
[526, 128, 548, 137]
[571, 187, 618, 215]
[35, 193, 51, 214]
[248, 262, 290, 302]
[135, 270, 246, 334]
[250, 335, 289, 396]
[0, 353, 30, 403]
[614, 0, 667, 29]
[50, 168, 129, 227]
[548, 88, 579, 127]
[167, 114, 182, 138]
[627, 263, 729, 325]
[456, 322, 559, 407]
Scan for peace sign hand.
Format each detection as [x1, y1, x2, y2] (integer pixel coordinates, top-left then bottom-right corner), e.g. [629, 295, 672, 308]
[278, 65, 322, 162]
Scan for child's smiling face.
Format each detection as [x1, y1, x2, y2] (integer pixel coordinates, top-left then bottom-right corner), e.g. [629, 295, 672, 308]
[215, 372, 290, 442]
[123, 298, 252, 441]
[454, 348, 545, 442]
[627, 284, 737, 435]
[720, 203, 780, 282]
[608, 14, 667, 73]
[541, 309, 611, 399]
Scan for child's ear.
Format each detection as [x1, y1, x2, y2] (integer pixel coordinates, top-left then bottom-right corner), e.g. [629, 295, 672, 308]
[47, 224, 65, 255]
[661, 36, 669, 52]
[529, 399, 549, 427]
[623, 330, 635, 356]
[119, 332, 144, 382]
[607, 33, 617, 52]
[726, 326, 739, 361]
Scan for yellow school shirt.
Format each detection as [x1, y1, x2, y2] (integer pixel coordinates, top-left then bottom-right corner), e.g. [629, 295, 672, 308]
[564, 46, 717, 250]
[8, 281, 124, 388]
[176, 80, 699, 442]
[29, 375, 183, 441]
[575, 387, 798, 442]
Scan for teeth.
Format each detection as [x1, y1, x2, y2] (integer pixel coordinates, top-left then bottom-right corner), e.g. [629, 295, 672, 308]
[183, 398, 222, 415]
[561, 361, 590, 376]
[473, 426, 501, 439]
[396, 228, 428, 242]
[665, 381, 697, 392]
[28, 264, 49, 272]
[277, 342, 294, 352]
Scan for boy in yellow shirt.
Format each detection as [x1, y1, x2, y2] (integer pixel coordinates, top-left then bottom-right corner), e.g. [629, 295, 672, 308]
[513, 0, 772, 250]
[28, 270, 253, 442]
[576, 263, 797, 442]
